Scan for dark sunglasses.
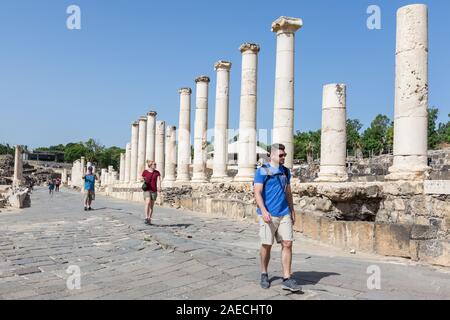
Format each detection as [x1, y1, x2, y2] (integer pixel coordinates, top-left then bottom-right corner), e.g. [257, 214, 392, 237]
[279, 153, 287, 158]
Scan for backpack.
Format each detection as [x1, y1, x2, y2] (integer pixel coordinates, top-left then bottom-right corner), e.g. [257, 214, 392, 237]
[254, 164, 289, 192]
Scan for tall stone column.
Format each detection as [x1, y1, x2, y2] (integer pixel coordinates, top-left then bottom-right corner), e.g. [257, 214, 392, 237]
[155, 120, 166, 179]
[271, 16, 302, 169]
[235, 43, 260, 182]
[137, 116, 147, 178]
[387, 4, 429, 180]
[119, 153, 125, 182]
[211, 61, 232, 182]
[316, 84, 348, 182]
[130, 121, 139, 182]
[176, 88, 192, 183]
[164, 125, 177, 185]
[146, 111, 157, 161]
[80, 156, 86, 191]
[192, 76, 210, 183]
[101, 168, 107, 186]
[13, 145, 23, 187]
[124, 142, 131, 183]
[62, 168, 68, 185]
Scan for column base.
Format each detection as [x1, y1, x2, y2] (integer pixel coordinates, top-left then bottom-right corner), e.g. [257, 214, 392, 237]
[315, 173, 348, 183]
[162, 179, 176, 188]
[233, 175, 254, 183]
[385, 169, 429, 181]
[210, 175, 233, 183]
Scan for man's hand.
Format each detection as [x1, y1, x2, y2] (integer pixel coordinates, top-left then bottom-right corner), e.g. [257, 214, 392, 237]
[291, 211, 296, 225]
[262, 211, 272, 223]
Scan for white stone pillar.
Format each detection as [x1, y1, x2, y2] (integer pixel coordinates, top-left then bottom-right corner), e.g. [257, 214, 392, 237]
[387, 4, 429, 180]
[155, 120, 166, 179]
[80, 157, 86, 191]
[164, 125, 177, 185]
[62, 168, 68, 185]
[316, 84, 348, 182]
[176, 88, 192, 183]
[130, 121, 139, 182]
[13, 145, 23, 187]
[235, 43, 260, 182]
[192, 76, 210, 183]
[119, 153, 125, 182]
[146, 111, 157, 162]
[271, 16, 302, 169]
[137, 116, 147, 179]
[124, 142, 131, 183]
[101, 168, 107, 186]
[211, 61, 232, 182]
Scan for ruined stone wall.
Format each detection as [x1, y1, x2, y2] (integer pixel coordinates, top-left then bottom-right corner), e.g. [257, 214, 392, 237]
[294, 148, 450, 182]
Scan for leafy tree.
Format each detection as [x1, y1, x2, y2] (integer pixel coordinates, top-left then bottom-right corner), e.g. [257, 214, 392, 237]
[64, 142, 88, 163]
[428, 107, 440, 149]
[346, 119, 363, 155]
[362, 114, 391, 155]
[294, 130, 321, 161]
[0, 143, 14, 155]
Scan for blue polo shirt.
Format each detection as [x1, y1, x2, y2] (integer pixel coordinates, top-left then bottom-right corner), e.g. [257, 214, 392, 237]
[84, 174, 96, 191]
[254, 163, 291, 217]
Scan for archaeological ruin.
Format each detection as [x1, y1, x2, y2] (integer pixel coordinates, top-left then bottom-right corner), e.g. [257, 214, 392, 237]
[58, 5, 447, 267]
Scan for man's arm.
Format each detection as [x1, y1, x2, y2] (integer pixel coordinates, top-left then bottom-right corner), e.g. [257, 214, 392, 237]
[286, 184, 296, 224]
[254, 184, 271, 223]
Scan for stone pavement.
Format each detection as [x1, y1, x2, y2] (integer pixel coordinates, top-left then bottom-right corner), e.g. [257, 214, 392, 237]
[0, 187, 449, 300]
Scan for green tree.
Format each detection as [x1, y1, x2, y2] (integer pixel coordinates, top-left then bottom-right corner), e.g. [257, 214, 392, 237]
[294, 130, 321, 161]
[346, 119, 363, 155]
[428, 107, 440, 149]
[0, 143, 14, 155]
[64, 142, 88, 163]
[437, 113, 450, 145]
[362, 114, 391, 156]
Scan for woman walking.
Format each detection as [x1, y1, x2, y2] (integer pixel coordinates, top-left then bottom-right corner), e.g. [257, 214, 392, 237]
[142, 160, 161, 225]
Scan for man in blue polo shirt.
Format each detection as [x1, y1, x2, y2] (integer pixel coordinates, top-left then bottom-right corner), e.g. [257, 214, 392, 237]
[254, 143, 302, 292]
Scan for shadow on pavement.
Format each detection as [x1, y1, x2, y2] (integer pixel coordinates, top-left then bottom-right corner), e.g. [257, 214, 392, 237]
[291, 271, 341, 286]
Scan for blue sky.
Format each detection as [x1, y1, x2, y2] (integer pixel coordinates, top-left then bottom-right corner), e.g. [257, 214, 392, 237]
[0, 0, 449, 149]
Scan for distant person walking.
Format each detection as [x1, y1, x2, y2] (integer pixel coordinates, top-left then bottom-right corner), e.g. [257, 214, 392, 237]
[55, 178, 61, 192]
[82, 166, 97, 211]
[142, 160, 161, 225]
[253, 143, 302, 292]
[48, 179, 55, 196]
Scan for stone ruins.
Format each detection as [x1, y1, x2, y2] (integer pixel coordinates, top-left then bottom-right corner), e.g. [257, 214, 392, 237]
[61, 5, 447, 266]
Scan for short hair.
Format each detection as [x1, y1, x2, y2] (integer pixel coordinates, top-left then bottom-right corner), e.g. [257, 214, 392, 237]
[147, 160, 156, 167]
[270, 143, 286, 154]
[87, 166, 93, 171]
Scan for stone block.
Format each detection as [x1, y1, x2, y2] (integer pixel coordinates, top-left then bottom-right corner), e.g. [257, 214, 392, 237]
[410, 224, 438, 240]
[345, 221, 375, 253]
[302, 214, 321, 241]
[409, 240, 420, 261]
[332, 221, 347, 249]
[180, 198, 193, 210]
[418, 240, 450, 267]
[293, 212, 304, 233]
[374, 223, 412, 258]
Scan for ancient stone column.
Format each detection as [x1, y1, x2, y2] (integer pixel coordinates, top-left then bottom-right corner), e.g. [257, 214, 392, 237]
[176, 88, 192, 183]
[137, 116, 147, 179]
[235, 43, 260, 182]
[101, 168, 107, 186]
[130, 121, 139, 182]
[192, 76, 210, 183]
[119, 153, 125, 182]
[164, 125, 177, 184]
[155, 120, 166, 179]
[80, 156, 86, 190]
[124, 142, 131, 183]
[211, 61, 232, 182]
[13, 145, 23, 187]
[146, 111, 157, 161]
[387, 4, 429, 180]
[316, 84, 348, 182]
[62, 168, 68, 185]
[271, 16, 303, 169]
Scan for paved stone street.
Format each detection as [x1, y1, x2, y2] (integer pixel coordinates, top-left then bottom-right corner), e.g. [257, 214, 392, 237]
[0, 187, 449, 300]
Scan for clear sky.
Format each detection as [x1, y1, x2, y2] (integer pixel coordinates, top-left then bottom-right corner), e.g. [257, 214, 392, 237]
[0, 0, 449, 149]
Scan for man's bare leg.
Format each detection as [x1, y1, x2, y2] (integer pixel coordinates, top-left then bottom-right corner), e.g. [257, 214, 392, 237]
[281, 241, 293, 279]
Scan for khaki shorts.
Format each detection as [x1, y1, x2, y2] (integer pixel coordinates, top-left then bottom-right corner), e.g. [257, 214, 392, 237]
[259, 214, 293, 245]
[144, 191, 158, 201]
[84, 190, 95, 202]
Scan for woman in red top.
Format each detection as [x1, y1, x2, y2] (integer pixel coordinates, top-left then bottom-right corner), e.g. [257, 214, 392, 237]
[142, 160, 161, 225]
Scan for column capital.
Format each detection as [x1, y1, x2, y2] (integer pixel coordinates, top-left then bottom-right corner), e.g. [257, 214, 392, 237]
[271, 16, 303, 33]
[147, 111, 157, 117]
[132, 121, 139, 127]
[179, 87, 192, 95]
[138, 116, 147, 122]
[239, 43, 260, 54]
[214, 60, 232, 71]
[195, 76, 210, 83]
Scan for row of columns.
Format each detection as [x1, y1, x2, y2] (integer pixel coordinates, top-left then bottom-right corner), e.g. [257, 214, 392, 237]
[106, 5, 429, 185]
